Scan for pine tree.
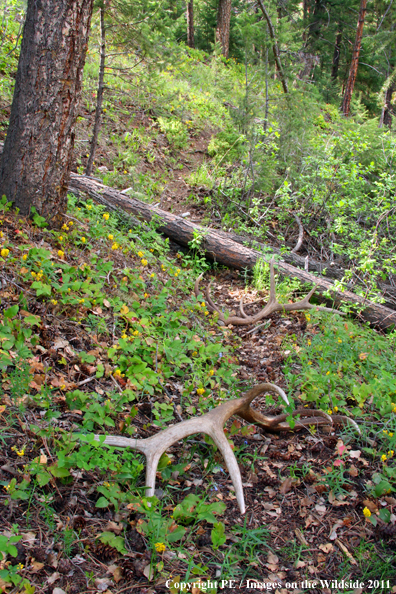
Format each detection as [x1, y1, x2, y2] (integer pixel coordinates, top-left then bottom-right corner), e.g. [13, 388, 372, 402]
[0, 0, 94, 225]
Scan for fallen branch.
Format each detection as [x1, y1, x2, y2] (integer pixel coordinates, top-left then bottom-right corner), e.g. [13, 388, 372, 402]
[68, 173, 396, 329]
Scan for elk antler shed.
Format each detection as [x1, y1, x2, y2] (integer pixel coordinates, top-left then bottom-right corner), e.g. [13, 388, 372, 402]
[94, 383, 340, 514]
[194, 259, 344, 327]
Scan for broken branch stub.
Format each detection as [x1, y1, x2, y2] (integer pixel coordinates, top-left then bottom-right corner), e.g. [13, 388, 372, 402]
[195, 259, 345, 327]
[94, 383, 336, 514]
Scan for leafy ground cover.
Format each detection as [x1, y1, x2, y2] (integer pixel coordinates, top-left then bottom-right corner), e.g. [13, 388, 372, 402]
[0, 192, 396, 594]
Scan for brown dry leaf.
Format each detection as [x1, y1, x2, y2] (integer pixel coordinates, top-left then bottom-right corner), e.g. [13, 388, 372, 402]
[107, 565, 123, 584]
[328, 491, 350, 506]
[53, 338, 69, 350]
[362, 499, 378, 513]
[31, 560, 45, 573]
[46, 552, 58, 568]
[39, 453, 48, 465]
[143, 564, 154, 580]
[349, 450, 361, 459]
[104, 521, 123, 535]
[317, 553, 326, 564]
[319, 543, 334, 554]
[315, 504, 327, 515]
[52, 589, 67, 594]
[267, 552, 279, 565]
[47, 572, 61, 584]
[94, 577, 113, 592]
[348, 464, 359, 477]
[103, 299, 111, 308]
[21, 532, 36, 544]
[300, 496, 313, 507]
[0, 405, 6, 415]
[279, 477, 293, 494]
[329, 519, 344, 540]
[294, 560, 306, 569]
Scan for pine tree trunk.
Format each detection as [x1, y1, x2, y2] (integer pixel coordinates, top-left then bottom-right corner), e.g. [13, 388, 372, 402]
[331, 31, 342, 80]
[187, 0, 195, 48]
[216, 0, 231, 58]
[379, 82, 394, 129]
[86, 6, 106, 176]
[341, 0, 367, 117]
[257, 0, 288, 94]
[0, 0, 93, 225]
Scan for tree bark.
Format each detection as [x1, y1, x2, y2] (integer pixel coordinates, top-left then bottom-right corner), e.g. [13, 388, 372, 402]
[187, 0, 195, 48]
[257, 0, 289, 94]
[0, 0, 93, 226]
[331, 31, 342, 81]
[67, 173, 396, 330]
[216, 0, 231, 58]
[341, 0, 367, 117]
[86, 6, 106, 176]
[379, 82, 395, 129]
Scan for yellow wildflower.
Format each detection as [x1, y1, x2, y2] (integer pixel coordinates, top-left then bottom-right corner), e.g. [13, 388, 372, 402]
[103, 213, 110, 221]
[155, 542, 166, 553]
[381, 454, 387, 462]
[1, 248, 9, 257]
[81, 237, 86, 243]
[141, 259, 148, 266]
[108, 234, 114, 240]
[363, 507, 371, 518]
[138, 251, 144, 257]
[111, 243, 118, 250]
[209, 370, 214, 376]
[22, 254, 27, 261]
[197, 388, 205, 395]
[58, 250, 65, 259]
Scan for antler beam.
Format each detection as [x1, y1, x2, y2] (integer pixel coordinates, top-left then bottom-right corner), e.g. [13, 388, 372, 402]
[94, 383, 350, 514]
[194, 259, 345, 327]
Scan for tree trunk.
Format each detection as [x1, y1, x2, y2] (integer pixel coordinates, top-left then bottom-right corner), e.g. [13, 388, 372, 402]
[379, 82, 395, 129]
[216, 0, 231, 58]
[67, 173, 396, 330]
[86, 6, 106, 176]
[187, 0, 195, 48]
[257, 0, 289, 94]
[341, 0, 367, 117]
[0, 0, 93, 226]
[331, 31, 342, 80]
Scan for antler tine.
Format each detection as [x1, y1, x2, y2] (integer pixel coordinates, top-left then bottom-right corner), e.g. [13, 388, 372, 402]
[239, 297, 248, 318]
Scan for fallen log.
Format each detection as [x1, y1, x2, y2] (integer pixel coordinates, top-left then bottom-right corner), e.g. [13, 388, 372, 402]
[68, 173, 396, 330]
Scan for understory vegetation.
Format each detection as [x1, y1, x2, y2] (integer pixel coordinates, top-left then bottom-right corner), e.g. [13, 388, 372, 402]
[1, 1, 396, 593]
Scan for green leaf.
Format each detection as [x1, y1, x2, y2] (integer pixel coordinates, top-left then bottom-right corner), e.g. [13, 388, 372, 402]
[4, 305, 19, 318]
[23, 315, 41, 326]
[167, 524, 186, 542]
[95, 497, 110, 508]
[99, 532, 127, 554]
[379, 508, 391, 523]
[48, 464, 71, 478]
[211, 521, 226, 549]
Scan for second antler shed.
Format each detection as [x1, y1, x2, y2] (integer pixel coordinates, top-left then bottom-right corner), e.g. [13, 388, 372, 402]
[194, 259, 345, 327]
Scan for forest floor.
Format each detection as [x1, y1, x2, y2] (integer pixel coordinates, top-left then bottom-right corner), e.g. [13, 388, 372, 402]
[1, 49, 396, 594]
